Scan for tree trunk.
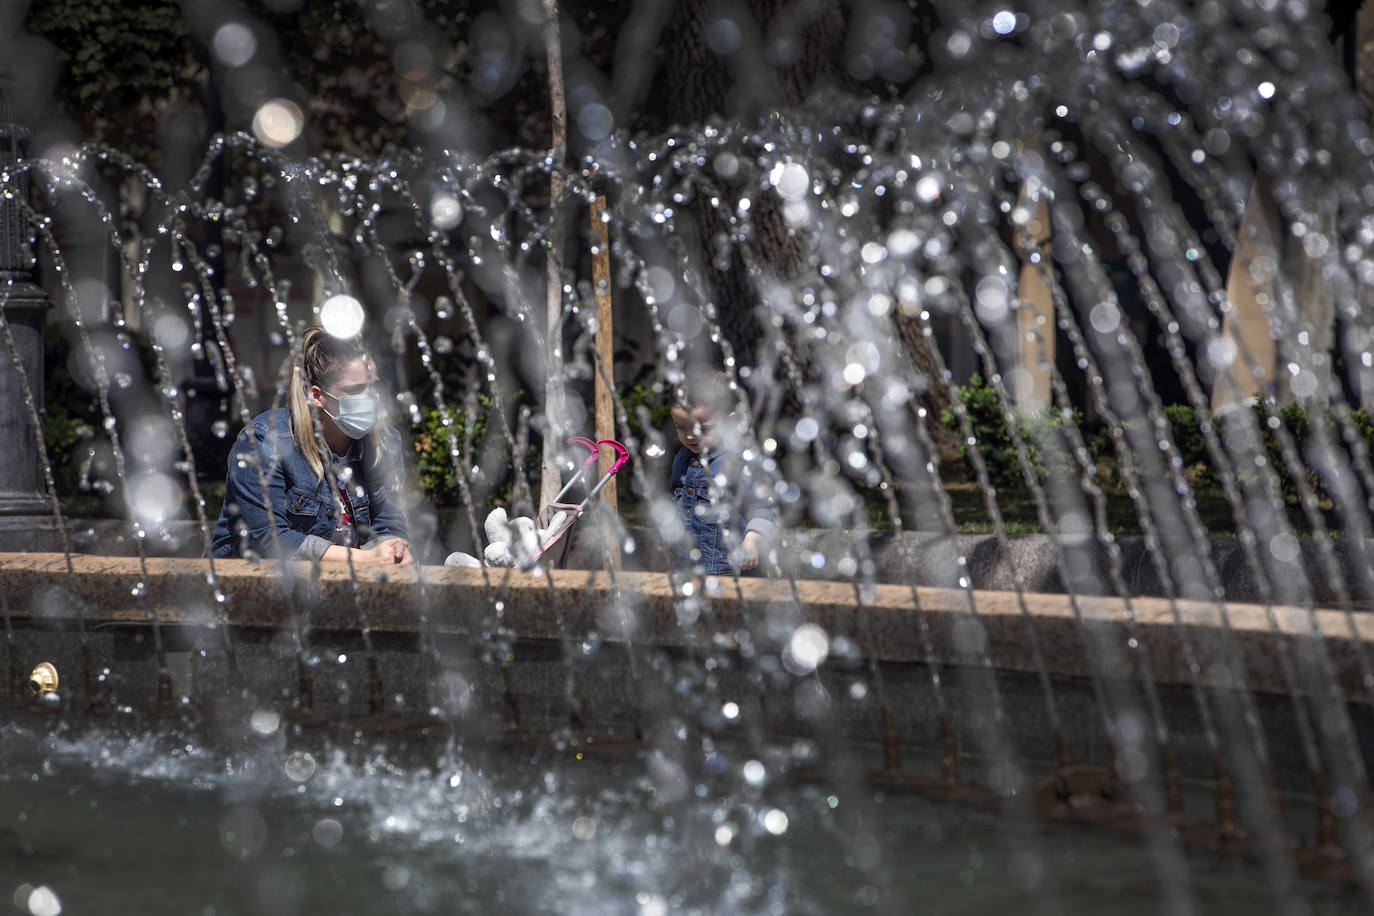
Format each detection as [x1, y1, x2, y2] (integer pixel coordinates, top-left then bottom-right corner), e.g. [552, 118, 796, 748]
[665, 0, 843, 370]
[893, 312, 960, 462]
[665, 0, 956, 460]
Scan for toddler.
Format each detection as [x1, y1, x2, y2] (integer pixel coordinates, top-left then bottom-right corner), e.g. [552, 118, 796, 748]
[668, 370, 776, 575]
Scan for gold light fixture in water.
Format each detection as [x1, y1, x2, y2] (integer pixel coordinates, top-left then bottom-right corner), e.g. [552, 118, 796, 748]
[29, 662, 58, 694]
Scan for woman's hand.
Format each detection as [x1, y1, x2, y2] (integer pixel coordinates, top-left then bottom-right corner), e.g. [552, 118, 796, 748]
[365, 537, 413, 565]
[322, 538, 413, 565]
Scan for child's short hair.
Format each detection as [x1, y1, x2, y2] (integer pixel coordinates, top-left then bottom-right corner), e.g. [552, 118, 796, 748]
[670, 369, 736, 416]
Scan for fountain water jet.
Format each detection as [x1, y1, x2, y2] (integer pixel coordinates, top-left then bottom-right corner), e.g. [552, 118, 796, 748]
[4, 0, 1374, 911]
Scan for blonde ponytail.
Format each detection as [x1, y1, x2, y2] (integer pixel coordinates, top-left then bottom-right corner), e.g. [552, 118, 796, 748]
[289, 327, 369, 481]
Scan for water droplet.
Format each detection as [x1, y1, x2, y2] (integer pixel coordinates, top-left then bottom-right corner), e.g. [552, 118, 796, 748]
[320, 294, 365, 338]
[283, 751, 317, 782]
[769, 162, 809, 201]
[742, 759, 766, 786]
[312, 818, 343, 848]
[430, 192, 462, 229]
[249, 710, 280, 735]
[762, 808, 789, 835]
[25, 886, 62, 916]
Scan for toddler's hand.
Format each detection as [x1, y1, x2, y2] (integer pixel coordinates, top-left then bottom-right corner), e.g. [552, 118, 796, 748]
[739, 531, 761, 571]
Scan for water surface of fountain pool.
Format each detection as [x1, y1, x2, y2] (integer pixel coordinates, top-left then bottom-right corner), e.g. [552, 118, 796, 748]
[2, 721, 1364, 916]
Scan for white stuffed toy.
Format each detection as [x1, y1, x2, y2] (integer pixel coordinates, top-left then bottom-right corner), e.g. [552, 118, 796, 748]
[443, 550, 482, 568]
[483, 507, 509, 545]
[541, 511, 569, 544]
[444, 506, 570, 569]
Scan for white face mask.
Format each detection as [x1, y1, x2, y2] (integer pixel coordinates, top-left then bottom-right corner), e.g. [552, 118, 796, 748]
[321, 389, 379, 439]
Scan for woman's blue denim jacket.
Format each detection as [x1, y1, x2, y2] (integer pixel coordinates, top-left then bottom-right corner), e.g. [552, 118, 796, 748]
[211, 408, 408, 560]
[670, 446, 776, 574]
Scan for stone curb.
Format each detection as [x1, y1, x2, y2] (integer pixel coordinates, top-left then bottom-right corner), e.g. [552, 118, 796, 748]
[2, 553, 1372, 700]
[1, 519, 1370, 607]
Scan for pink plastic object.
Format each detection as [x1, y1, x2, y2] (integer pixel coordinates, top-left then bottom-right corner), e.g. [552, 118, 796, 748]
[529, 501, 583, 568]
[584, 439, 630, 499]
[525, 438, 632, 569]
[550, 437, 603, 505]
[598, 438, 631, 474]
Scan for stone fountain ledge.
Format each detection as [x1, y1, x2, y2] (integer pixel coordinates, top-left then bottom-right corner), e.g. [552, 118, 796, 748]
[2, 552, 1373, 702]
[6, 519, 1374, 607]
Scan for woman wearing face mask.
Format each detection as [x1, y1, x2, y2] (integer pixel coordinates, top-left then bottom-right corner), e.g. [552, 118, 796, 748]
[211, 326, 413, 564]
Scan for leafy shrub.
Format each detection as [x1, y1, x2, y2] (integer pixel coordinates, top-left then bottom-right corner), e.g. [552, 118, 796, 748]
[618, 381, 672, 445]
[41, 323, 171, 515]
[408, 393, 549, 510]
[409, 398, 492, 508]
[939, 373, 1085, 489]
[41, 323, 245, 519]
[42, 323, 101, 502]
[1155, 401, 1374, 505]
[945, 372, 1374, 512]
[1257, 403, 1310, 501]
[42, 405, 93, 501]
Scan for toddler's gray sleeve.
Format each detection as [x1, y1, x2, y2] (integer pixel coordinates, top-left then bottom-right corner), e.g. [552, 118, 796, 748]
[742, 467, 777, 540]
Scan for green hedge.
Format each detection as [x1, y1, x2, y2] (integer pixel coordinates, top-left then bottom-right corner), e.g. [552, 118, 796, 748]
[942, 373, 1374, 507]
[939, 373, 1084, 490]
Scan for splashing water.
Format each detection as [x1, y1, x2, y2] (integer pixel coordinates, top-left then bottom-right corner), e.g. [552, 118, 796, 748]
[0, 721, 1362, 915]
[5, 0, 1374, 912]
